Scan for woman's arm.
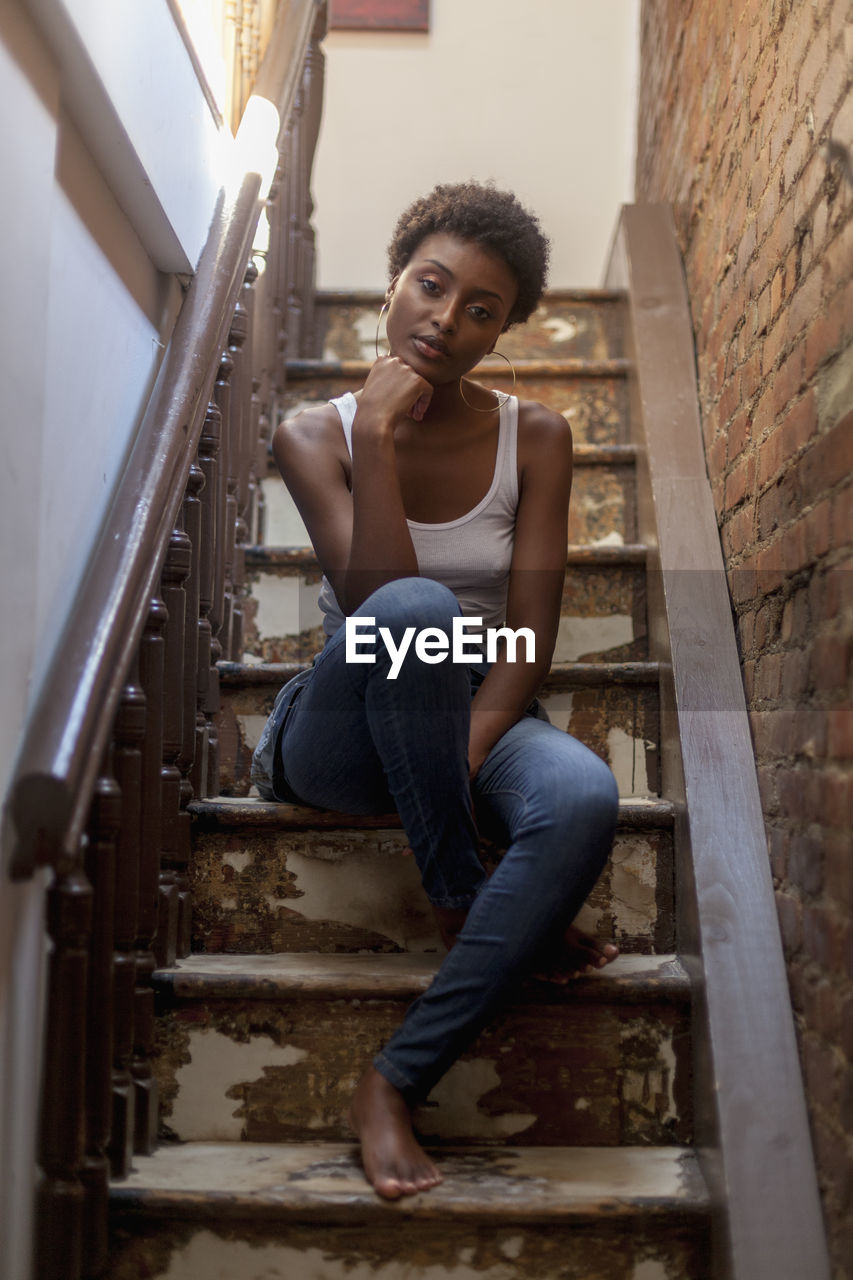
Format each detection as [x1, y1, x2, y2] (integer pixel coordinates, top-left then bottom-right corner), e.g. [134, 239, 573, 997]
[272, 357, 433, 615]
[468, 401, 573, 777]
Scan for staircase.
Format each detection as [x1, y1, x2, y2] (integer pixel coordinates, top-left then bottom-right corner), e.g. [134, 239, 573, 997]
[105, 289, 716, 1278]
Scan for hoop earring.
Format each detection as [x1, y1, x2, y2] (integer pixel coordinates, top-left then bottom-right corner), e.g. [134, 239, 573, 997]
[375, 301, 390, 359]
[459, 349, 517, 412]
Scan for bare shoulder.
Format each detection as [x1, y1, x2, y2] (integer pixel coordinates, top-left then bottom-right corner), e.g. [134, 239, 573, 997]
[273, 401, 349, 478]
[274, 401, 345, 454]
[516, 398, 573, 470]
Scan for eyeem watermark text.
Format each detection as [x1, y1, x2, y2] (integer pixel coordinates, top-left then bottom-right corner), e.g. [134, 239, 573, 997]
[346, 615, 535, 679]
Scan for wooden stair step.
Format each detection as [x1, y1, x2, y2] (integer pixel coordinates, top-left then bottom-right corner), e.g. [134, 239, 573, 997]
[279, 369, 630, 447]
[107, 1144, 710, 1280]
[188, 810, 674, 958]
[215, 658, 661, 804]
[219, 658, 660, 689]
[111, 1140, 707, 1222]
[242, 546, 649, 665]
[150, 954, 691, 1147]
[244, 542, 648, 571]
[154, 950, 688, 1003]
[261, 443, 639, 548]
[314, 288, 626, 362]
[190, 795, 673, 831]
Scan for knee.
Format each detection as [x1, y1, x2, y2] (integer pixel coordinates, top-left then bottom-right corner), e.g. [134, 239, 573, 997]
[529, 748, 619, 844]
[363, 577, 460, 639]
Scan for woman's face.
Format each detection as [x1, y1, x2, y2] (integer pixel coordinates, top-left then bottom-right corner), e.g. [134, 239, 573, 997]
[385, 232, 518, 385]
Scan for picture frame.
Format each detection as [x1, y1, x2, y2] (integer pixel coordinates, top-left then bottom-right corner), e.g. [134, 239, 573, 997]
[328, 0, 430, 32]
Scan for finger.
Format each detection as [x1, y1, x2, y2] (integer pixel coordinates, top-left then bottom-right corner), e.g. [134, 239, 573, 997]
[409, 389, 433, 422]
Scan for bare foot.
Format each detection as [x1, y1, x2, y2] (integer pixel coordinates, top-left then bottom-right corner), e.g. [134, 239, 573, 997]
[534, 925, 620, 984]
[348, 1066, 443, 1200]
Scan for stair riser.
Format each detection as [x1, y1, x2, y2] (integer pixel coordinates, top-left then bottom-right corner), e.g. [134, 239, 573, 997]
[281, 375, 629, 446]
[316, 296, 625, 362]
[215, 679, 659, 800]
[153, 996, 690, 1147]
[108, 1218, 709, 1280]
[240, 562, 648, 665]
[188, 827, 674, 955]
[260, 464, 638, 548]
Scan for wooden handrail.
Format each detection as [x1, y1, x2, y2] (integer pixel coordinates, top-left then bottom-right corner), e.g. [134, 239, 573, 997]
[605, 205, 830, 1280]
[9, 176, 259, 882]
[7, 0, 321, 883]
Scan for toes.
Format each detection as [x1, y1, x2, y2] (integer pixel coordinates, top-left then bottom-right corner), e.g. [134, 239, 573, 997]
[373, 1177, 402, 1200]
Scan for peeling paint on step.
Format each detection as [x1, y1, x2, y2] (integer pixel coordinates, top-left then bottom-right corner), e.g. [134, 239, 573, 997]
[148, 1232, 529, 1280]
[632, 1261, 671, 1280]
[607, 725, 652, 797]
[621, 1021, 679, 1130]
[542, 315, 579, 343]
[609, 841, 659, 937]
[414, 1059, 537, 1140]
[251, 573, 324, 641]
[222, 848, 255, 875]
[234, 714, 267, 755]
[170, 1029, 309, 1140]
[284, 846, 439, 950]
[553, 614, 634, 661]
[538, 690, 573, 733]
[259, 474, 309, 544]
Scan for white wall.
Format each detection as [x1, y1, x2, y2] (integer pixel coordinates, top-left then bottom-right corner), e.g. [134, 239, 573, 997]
[0, 4, 234, 1278]
[312, 0, 640, 290]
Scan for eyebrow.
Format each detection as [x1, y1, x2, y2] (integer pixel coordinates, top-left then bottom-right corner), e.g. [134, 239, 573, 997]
[422, 258, 506, 304]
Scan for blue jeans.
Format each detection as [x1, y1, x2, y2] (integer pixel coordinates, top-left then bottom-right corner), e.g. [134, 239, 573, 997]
[277, 578, 619, 1102]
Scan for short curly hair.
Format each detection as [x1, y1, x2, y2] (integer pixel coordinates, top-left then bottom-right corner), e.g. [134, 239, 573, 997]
[387, 181, 550, 328]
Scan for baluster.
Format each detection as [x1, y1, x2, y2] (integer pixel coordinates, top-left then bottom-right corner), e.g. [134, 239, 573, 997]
[108, 673, 145, 1178]
[156, 527, 191, 967]
[251, 374, 267, 547]
[213, 347, 236, 668]
[133, 599, 167, 1152]
[196, 400, 221, 800]
[267, 147, 292, 382]
[226, 297, 249, 660]
[286, 91, 306, 355]
[36, 839, 93, 1280]
[234, 263, 261, 656]
[299, 7, 326, 356]
[80, 754, 120, 1276]
[174, 463, 205, 956]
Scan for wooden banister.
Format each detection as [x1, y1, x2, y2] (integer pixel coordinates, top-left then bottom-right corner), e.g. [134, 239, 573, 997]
[8, 174, 261, 882]
[8, 0, 321, 882]
[605, 205, 830, 1280]
[8, 6, 327, 1276]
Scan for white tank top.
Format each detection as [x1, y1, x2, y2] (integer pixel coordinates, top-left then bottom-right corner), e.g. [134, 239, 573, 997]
[317, 391, 519, 637]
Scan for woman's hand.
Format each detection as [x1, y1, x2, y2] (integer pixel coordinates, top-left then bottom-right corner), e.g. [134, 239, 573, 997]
[358, 356, 433, 426]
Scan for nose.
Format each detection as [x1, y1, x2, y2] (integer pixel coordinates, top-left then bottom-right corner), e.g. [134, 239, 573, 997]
[432, 296, 459, 334]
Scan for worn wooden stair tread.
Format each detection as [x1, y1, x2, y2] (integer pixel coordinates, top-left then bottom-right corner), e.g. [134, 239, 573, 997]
[190, 794, 674, 830]
[152, 951, 689, 1003]
[245, 542, 649, 570]
[111, 1141, 709, 1225]
[285, 357, 630, 379]
[219, 659, 660, 688]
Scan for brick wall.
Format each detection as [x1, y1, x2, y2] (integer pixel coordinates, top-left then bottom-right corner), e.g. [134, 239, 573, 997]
[635, 1, 852, 1274]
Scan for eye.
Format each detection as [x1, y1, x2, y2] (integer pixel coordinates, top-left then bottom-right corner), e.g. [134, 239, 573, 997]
[419, 277, 440, 294]
[469, 305, 493, 322]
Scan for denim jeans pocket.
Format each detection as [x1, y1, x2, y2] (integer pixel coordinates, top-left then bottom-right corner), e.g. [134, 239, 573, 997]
[251, 668, 313, 801]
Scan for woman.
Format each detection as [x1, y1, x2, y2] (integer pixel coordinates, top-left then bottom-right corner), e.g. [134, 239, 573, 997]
[252, 182, 620, 1199]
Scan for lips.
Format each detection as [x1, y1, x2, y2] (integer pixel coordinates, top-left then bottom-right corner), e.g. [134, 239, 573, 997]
[413, 334, 449, 358]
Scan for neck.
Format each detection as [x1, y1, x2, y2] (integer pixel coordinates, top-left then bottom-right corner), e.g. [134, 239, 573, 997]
[422, 376, 497, 421]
